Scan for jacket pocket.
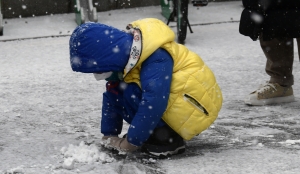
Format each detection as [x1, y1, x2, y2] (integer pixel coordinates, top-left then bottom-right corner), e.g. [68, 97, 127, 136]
[183, 94, 209, 116]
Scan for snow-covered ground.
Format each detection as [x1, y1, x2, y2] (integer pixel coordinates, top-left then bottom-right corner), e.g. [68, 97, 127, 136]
[1, 1, 300, 173]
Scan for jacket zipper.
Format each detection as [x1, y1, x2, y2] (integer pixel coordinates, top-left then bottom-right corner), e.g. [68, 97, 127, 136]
[184, 94, 209, 116]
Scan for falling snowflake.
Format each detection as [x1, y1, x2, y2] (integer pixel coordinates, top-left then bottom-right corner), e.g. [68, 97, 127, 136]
[250, 12, 263, 24]
[112, 46, 120, 53]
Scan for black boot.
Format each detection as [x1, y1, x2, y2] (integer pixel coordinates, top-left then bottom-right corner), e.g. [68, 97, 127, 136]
[141, 125, 185, 158]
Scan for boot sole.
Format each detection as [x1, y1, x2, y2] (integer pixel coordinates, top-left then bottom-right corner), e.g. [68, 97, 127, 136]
[245, 95, 295, 106]
[143, 145, 186, 159]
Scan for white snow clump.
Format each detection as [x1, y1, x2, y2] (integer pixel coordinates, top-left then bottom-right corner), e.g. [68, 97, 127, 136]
[280, 139, 300, 145]
[60, 141, 115, 170]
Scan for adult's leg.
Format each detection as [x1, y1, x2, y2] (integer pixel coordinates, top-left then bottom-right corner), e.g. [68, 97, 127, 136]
[260, 37, 294, 86]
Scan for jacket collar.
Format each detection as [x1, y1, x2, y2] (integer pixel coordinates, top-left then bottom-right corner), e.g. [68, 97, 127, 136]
[124, 25, 142, 76]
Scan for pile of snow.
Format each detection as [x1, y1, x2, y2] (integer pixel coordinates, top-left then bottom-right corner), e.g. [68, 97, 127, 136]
[60, 141, 115, 170]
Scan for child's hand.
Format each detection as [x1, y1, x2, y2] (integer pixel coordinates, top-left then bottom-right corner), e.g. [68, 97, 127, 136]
[102, 136, 138, 152]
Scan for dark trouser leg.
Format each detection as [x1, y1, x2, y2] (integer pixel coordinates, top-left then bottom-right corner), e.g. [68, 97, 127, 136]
[260, 37, 294, 86]
[145, 125, 181, 145]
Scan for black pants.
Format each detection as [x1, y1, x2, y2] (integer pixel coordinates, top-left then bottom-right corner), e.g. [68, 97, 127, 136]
[145, 125, 182, 145]
[260, 37, 300, 86]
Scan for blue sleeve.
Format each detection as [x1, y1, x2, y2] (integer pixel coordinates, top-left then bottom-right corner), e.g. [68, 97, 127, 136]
[127, 48, 174, 146]
[101, 81, 124, 136]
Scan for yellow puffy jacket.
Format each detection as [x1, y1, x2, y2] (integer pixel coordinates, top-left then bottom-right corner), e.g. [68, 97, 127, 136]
[123, 18, 223, 140]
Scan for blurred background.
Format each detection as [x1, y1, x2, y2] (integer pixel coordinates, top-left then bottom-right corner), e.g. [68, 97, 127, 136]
[1, 0, 239, 19]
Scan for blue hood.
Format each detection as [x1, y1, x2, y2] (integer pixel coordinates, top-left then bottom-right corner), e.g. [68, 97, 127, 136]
[69, 22, 133, 73]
